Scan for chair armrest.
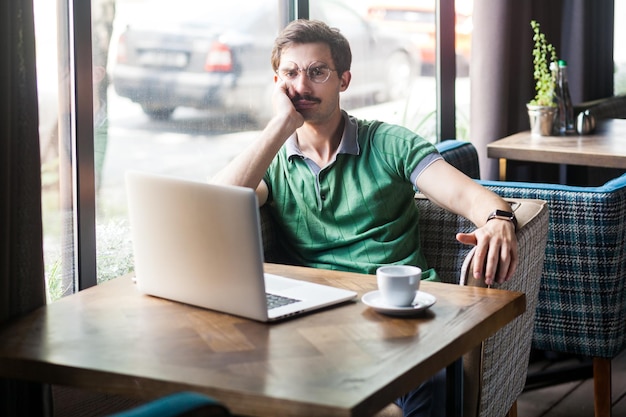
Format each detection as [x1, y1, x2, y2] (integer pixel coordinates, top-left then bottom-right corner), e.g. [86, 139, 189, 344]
[465, 198, 548, 417]
[459, 198, 548, 288]
[415, 195, 549, 417]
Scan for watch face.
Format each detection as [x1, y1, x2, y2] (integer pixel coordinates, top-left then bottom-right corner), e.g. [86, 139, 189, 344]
[495, 209, 514, 219]
[489, 209, 517, 230]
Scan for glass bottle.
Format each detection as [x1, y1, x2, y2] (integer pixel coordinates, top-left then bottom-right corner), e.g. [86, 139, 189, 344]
[552, 59, 576, 135]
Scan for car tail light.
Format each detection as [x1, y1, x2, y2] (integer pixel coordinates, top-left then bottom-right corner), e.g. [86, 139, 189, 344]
[116, 33, 127, 64]
[204, 42, 233, 72]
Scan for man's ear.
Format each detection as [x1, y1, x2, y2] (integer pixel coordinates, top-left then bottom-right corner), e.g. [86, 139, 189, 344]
[339, 71, 351, 91]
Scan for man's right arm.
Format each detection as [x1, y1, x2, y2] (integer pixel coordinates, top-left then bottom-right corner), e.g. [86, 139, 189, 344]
[210, 81, 303, 205]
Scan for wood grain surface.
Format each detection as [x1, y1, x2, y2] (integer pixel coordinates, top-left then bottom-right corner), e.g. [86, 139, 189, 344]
[487, 119, 626, 169]
[0, 264, 525, 417]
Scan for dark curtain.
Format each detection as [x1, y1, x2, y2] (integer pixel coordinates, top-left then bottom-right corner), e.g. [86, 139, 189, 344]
[0, 0, 49, 415]
[562, 1, 615, 102]
[471, 0, 615, 180]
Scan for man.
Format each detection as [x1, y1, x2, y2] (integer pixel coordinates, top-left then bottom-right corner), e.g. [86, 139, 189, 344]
[212, 19, 518, 416]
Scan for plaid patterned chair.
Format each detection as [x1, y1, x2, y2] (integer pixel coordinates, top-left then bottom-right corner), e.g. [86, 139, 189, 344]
[480, 174, 626, 416]
[415, 196, 548, 417]
[434, 139, 481, 179]
[574, 94, 626, 120]
[261, 139, 550, 417]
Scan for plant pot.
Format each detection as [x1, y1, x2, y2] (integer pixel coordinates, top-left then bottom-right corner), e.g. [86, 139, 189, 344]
[527, 104, 557, 136]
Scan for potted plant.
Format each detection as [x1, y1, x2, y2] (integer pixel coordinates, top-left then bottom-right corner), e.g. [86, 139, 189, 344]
[527, 20, 558, 136]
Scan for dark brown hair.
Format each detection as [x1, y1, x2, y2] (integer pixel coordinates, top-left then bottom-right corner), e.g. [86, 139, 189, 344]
[271, 19, 352, 75]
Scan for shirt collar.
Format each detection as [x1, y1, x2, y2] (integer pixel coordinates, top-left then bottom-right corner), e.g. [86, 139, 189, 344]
[286, 110, 360, 160]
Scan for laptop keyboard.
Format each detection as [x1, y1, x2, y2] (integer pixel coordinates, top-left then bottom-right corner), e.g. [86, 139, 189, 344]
[266, 293, 300, 310]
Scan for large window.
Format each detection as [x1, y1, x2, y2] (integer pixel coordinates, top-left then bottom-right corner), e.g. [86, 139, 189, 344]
[36, 0, 472, 300]
[615, 0, 626, 94]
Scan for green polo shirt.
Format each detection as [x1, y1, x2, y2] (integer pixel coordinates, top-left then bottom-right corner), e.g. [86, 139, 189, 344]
[263, 112, 440, 275]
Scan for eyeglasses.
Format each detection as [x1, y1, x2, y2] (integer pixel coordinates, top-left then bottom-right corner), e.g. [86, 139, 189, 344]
[276, 62, 336, 84]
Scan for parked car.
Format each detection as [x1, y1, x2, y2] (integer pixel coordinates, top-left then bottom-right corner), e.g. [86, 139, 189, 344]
[365, 1, 472, 76]
[111, 0, 419, 123]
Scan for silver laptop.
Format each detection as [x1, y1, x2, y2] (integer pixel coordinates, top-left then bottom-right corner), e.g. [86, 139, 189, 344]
[125, 171, 357, 322]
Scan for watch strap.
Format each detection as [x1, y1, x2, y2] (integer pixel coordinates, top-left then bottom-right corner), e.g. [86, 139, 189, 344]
[486, 209, 518, 231]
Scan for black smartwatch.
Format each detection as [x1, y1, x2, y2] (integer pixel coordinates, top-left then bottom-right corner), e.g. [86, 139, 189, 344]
[486, 209, 518, 231]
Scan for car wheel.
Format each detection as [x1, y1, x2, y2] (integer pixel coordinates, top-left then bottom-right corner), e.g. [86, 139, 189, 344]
[141, 105, 176, 120]
[383, 51, 414, 102]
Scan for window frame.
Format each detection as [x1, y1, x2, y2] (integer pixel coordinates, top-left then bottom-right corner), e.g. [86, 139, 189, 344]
[69, 0, 97, 290]
[69, 0, 459, 291]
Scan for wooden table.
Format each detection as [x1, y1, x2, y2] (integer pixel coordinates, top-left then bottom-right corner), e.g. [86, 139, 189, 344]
[487, 118, 626, 169]
[0, 263, 525, 417]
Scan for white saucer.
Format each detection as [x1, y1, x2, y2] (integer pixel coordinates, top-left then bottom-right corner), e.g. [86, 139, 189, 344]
[361, 290, 437, 316]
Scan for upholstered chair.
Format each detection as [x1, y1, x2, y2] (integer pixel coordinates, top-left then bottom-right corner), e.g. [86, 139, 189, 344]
[480, 174, 626, 416]
[574, 94, 626, 120]
[439, 138, 626, 415]
[416, 195, 548, 417]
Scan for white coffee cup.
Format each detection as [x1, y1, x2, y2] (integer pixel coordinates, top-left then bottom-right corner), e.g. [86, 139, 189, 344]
[376, 265, 422, 307]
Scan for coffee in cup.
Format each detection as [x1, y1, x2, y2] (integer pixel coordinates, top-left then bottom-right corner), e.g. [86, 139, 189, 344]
[376, 265, 422, 307]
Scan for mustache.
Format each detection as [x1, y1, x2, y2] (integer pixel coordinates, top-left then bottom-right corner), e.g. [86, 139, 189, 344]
[291, 94, 321, 104]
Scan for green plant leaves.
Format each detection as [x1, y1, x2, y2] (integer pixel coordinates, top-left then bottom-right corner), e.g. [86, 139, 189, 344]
[529, 20, 558, 107]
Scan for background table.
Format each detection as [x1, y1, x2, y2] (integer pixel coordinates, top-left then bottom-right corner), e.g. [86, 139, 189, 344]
[0, 264, 525, 417]
[488, 119, 626, 170]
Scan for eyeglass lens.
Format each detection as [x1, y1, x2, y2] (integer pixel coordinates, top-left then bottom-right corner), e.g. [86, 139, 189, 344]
[277, 62, 333, 84]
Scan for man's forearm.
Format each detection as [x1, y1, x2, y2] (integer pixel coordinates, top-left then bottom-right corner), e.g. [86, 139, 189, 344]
[210, 115, 297, 189]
